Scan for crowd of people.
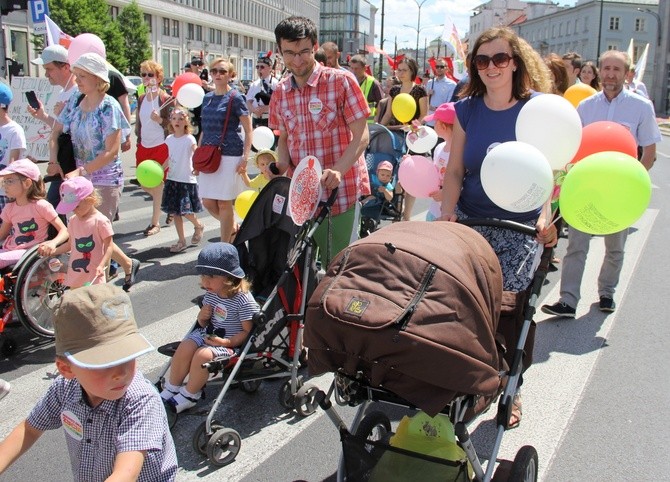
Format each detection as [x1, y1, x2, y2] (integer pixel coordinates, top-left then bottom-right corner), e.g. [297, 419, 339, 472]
[0, 15, 662, 480]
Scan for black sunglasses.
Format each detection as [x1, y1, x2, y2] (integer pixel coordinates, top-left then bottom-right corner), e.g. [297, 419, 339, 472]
[435, 65, 446, 69]
[473, 52, 513, 70]
[140, 72, 155, 77]
[210, 68, 228, 75]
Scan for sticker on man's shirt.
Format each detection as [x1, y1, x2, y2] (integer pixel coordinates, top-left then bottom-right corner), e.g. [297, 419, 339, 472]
[61, 410, 84, 441]
[213, 305, 228, 320]
[272, 194, 286, 215]
[308, 97, 323, 115]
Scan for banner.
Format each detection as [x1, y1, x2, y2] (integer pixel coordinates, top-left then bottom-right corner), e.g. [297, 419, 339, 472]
[441, 15, 466, 65]
[8, 77, 61, 161]
[634, 43, 648, 83]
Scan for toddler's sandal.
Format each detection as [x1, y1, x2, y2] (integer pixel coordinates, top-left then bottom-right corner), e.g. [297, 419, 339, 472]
[170, 241, 188, 253]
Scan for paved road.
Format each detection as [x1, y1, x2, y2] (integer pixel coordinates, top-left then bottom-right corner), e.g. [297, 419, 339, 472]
[1, 135, 669, 481]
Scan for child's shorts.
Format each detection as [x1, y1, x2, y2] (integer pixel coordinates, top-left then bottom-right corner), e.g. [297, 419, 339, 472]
[185, 328, 236, 358]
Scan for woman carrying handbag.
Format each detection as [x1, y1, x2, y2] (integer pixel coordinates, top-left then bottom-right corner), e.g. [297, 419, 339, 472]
[197, 59, 252, 242]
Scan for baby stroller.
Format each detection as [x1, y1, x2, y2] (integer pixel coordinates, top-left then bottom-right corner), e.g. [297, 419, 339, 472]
[360, 123, 405, 237]
[0, 245, 70, 356]
[304, 220, 552, 481]
[155, 177, 338, 467]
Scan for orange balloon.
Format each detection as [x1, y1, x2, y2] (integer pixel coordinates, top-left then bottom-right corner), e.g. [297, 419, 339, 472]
[563, 83, 597, 108]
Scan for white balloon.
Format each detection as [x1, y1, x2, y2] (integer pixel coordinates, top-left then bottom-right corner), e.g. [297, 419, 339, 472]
[252, 126, 275, 151]
[481, 141, 553, 213]
[515, 94, 582, 170]
[406, 125, 438, 153]
[176, 83, 205, 108]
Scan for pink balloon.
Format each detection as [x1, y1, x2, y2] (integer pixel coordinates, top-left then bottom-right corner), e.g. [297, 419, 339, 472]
[397, 155, 440, 198]
[68, 33, 106, 64]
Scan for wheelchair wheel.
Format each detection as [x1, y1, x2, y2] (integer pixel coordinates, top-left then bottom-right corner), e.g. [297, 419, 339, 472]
[14, 251, 70, 338]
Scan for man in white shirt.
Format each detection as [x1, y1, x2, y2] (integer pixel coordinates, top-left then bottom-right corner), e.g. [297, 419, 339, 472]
[246, 56, 278, 128]
[625, 67, 649, 98]
[27, 45, 76, 127]
[425, 60, 456, 127]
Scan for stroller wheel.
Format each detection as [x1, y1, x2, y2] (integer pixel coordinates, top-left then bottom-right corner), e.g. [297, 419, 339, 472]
[192, 420, 225, 455]
[206, 427, 242, 467]
[508, 445, 538, 482]
[355, 411, 392, 457]
[239, 379, 262, 393]
[294, 383, 319, 417]
[1, 337, 17, 357]
[278, 375, 303, 410]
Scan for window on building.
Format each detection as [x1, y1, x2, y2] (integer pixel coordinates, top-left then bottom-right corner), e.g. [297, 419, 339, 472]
[210, 28, 216, 44]
[171, 50, 180, 77]
[635, 18, 646, 32]
[633, 45, 643, 62]
[609, 17, 620, 31]
[607, 43, 618, 51]
[144, 14, 152, 33]
[257, 38, 262, 51]
[172, 20, 180, 37]
[228, 32, 233, 46]
[216, 30, 222, 45]
[574, 19, 578, 33]
[187, 23, 194, 40]
[109, 6, 119, 19]
[234, 33, 239, 48]
[583, 16, 588, 32]
[162, 18, 170, 36]
[162, 49, 170, 72]
[196, 25, 202, 41]
[242, 57, 253, 81]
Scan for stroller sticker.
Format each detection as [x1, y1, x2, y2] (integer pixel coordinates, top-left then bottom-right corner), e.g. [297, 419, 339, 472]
[344, 298, 369, 317]
[61, 410, 83, 441]
[272, 194, 286, 215]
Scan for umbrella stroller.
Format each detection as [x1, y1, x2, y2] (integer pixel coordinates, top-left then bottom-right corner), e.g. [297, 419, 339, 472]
[156, 177, 337, 466]
[304, 220, 552, 481]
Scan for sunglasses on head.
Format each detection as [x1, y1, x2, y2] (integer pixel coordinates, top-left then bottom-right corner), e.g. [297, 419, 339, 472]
[210, 67, 228, 75]
[473, 52, 513, 70]
[140, 72, 155, 77]
[435, 65, 446, 69]
[256, 65, 267, 69]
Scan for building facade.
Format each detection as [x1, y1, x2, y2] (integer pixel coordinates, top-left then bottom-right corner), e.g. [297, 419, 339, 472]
[2, 0, 320, 82]
[319, 0, 373, 63]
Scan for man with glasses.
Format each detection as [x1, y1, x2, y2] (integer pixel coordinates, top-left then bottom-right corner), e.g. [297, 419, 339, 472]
[246, 56, 278, 128]
[348, 55, 383, 123]
[425, 60, 456, 128]
[270, 16, 371, 267]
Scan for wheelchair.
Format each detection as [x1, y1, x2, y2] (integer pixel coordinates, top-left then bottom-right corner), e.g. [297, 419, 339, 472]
[0, 245, 70, 357]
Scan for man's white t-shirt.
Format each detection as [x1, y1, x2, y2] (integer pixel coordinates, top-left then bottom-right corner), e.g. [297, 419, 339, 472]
[0, 120, 27, 197]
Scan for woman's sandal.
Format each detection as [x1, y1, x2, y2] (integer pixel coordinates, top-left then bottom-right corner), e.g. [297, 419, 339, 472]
[191, 224, 205, 245]
[169, 241, 188, 253]
[508, 392, 523, 430]
[143, 224, 160, 236]
[165, 214, 174, 225]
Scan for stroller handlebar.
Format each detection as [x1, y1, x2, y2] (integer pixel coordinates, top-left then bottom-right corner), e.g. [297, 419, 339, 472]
[458, 218, 537, 237]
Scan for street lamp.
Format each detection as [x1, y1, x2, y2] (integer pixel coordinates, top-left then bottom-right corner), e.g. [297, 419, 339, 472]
[412, 0, 431, 61]
[636, 8, 661, 46]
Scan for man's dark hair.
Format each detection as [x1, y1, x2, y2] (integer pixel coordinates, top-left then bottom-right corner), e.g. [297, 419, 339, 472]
[315, 48, 327, 65]
[275, 16, 318, 47]
[562, 52, 582, 71]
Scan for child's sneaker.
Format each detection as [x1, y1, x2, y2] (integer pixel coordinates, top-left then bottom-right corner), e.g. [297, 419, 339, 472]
[167, 390, 200, 413]
[0, 378, 10, 401]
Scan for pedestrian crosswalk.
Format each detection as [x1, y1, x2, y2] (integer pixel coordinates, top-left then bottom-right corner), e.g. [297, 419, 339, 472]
[0, 183, 661, 481]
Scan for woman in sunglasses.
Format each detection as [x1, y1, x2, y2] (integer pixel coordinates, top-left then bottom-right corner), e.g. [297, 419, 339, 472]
[198, 59, 252, 243]
[440, 27, 557, 428]
[135, 60, 175, 236]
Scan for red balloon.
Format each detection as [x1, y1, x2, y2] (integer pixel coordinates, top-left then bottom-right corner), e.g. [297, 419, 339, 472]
[171, 73, 202, 97]
[570, 121, 637, 165]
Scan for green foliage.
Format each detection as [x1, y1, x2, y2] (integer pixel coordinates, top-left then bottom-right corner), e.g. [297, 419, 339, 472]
[48, 0, 127, 72]
[117, 1, 152, 75]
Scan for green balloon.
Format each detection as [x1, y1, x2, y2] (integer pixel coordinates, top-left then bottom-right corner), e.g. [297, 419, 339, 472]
[137, 159, 164, 188]
[559, 151, 651, 235]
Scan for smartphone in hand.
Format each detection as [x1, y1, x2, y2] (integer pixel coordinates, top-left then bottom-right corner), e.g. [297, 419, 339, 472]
[25, 91, 40, 110]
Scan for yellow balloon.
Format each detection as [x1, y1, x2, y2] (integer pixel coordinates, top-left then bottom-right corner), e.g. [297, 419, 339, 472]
[392, 93, 416, 123]
[563, 83, 597, 108]
[234, 190, 258, 219]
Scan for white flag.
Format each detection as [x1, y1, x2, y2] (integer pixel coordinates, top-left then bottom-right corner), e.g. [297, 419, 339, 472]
[634, 43, 648, 83]
[626, 38, 634, 62]
[44, 15, 73, 48]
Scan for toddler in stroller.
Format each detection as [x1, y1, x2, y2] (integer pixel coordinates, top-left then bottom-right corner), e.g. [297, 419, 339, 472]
[160, 242, 260, 413]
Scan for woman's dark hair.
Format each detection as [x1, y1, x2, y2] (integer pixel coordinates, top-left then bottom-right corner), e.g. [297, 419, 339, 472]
[399, 57, 419, 80]
[462, 27, 536, 101]
[275, 16, 318, 47]
[581, 60, 601, 90]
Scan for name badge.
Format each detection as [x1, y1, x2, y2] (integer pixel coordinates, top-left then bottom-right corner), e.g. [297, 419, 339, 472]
[308, 97, 323, 115]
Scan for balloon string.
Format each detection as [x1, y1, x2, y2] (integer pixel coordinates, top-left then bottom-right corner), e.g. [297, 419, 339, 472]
[550, 214, 563, 226]
[158, 96, 174, 111]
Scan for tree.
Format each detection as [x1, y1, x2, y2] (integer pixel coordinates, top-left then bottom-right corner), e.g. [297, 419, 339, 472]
[117, 1, 152, 75]
[48, 0, 127, 72]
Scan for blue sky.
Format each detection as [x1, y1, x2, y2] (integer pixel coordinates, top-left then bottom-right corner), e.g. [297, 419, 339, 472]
[370, 0, 578, 53]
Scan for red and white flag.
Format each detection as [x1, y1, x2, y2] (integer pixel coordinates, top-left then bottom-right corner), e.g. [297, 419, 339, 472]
[45, 15, 73, 48]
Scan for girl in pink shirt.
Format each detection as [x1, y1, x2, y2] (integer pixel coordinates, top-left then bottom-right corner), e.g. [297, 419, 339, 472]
[0, 159, 67, 268]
